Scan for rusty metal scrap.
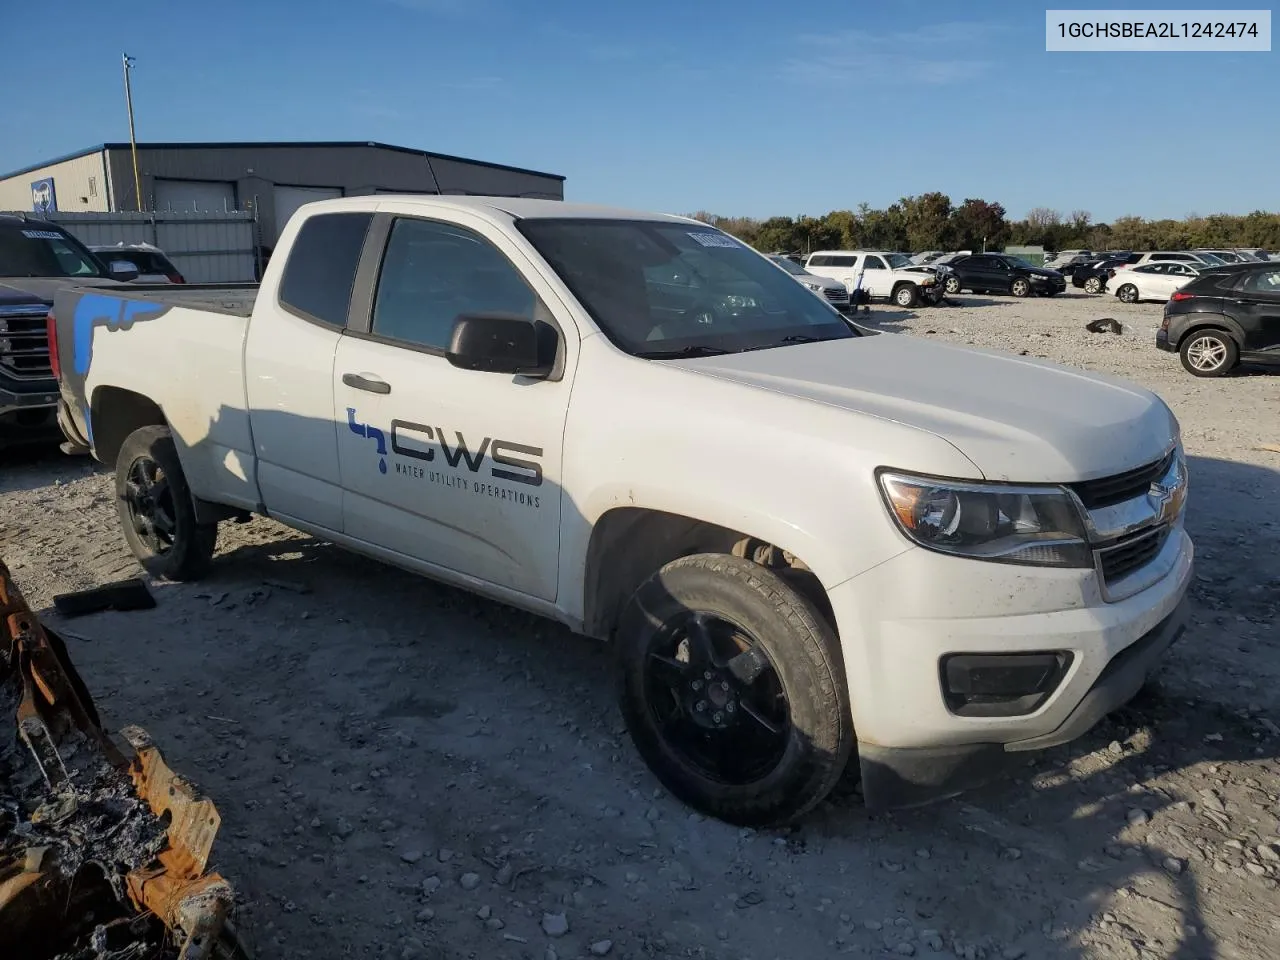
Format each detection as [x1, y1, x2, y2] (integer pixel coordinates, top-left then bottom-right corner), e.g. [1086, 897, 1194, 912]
[0, 558, 248, 960]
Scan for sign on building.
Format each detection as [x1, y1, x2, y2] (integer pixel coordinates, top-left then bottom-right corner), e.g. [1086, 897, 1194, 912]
[31, 178, 57, 213]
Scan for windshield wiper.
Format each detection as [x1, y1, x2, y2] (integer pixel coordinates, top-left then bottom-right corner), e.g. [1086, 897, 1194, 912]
[742, 334, 829, 352]
[636, 344, 733, 359]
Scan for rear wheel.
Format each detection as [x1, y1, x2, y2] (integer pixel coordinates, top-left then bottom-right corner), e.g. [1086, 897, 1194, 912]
[1084, 276, 1103, 294]
[1011, 278, 1031, 297]
[893, 283, 918, 308]
[115, 425, 218, 581]
[1117, 283, 1139, 304]
[617, 554, 852, 826]
[1179, 330, 1238, 377]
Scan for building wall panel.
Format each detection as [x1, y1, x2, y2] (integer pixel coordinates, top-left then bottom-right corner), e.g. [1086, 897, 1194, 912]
[0, 151, 108, 213]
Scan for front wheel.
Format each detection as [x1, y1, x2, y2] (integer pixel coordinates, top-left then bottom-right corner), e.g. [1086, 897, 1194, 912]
[1116, 283, 1139, 304]
[617, 554, 853, 826]
[1011, 278, 1031, 297]
[115, 425, 218, 580]
[944, 275, 961, 295]
[893, 283, 918, 308]
[1084, 276, 1103, 294]
[1179, 330, 1238, 377]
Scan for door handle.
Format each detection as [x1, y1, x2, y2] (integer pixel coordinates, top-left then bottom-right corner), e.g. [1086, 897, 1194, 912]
[343, 372, 391, 395]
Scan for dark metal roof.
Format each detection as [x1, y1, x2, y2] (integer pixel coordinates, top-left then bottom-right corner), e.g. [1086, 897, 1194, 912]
[0, 141, 564, 183]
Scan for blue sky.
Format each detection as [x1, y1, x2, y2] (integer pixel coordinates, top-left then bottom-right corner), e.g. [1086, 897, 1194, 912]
[1, 0, 1274, 221]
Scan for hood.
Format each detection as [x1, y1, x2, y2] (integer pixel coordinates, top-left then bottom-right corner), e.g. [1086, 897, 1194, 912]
[0, 277, 124, 307]
[669, 335, 1176, 482]
[797, 274, 845, 291]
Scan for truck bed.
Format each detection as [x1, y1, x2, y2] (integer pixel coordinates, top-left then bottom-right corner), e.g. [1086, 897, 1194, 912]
[89, 282, 260, 317]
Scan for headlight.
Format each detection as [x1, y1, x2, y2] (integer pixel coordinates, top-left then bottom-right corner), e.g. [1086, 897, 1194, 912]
[878, 472, 1091, 567]
[800, 281, 821, 291]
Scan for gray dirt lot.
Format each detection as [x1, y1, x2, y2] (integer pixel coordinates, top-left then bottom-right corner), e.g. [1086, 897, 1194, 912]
[2, 289, 1279, 960]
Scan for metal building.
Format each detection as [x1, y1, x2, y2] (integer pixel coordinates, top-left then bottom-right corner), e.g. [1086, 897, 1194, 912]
[0, 141, 565, 244]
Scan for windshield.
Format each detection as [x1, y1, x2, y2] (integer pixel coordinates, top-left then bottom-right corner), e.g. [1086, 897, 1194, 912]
[519, 219, 856, 358]
[0, 223, 104, 278]
[1197, 252, 1226, 264]
[884, 253, 912, 269]
[768, 255, 807, 276]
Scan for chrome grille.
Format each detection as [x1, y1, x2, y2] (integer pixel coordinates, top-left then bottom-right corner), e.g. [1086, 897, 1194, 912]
[0, 305, 53, 380]
[823, 287, 849, 303]
[1069, 451, 1174, 509]
[1097, 526, 1169, 585]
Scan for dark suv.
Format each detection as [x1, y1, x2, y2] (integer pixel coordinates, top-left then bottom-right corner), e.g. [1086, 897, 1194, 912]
[1158, 262, 1280, 376]
[942, 254, 1067, 297]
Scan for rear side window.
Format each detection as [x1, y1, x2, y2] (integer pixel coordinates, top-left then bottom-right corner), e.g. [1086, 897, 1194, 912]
[1242, 269, 1280, 294]
[278, 212, 373, 326]
[830, 255, 858, 267]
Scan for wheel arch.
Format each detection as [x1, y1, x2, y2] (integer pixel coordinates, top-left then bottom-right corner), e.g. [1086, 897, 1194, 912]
[581, 506, 836, 643]
[1174, 317, 1244, 349]
[89, 385, 168, 469]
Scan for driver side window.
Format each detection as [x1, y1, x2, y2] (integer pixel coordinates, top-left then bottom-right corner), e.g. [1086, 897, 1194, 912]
[372, 218, 536, 351]
[862, 255, 886, 270]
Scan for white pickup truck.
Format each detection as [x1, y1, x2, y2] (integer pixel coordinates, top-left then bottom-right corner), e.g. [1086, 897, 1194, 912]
[51, 196, 1193, 826]
[803, 250, 944, 307]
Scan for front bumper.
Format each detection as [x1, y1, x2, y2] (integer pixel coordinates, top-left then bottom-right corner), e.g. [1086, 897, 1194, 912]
[0, 381, 61, 449]
[858, 600, 1187, 809]
[1032, 278, 1067, 294]
[828, 524, 1193, 810]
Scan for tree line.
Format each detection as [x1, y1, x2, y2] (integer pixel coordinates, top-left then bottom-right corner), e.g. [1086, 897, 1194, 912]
[689, 194, 1280, 254]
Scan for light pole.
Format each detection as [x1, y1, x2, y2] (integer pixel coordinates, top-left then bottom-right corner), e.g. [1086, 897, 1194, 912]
[122, 53, 143, 211]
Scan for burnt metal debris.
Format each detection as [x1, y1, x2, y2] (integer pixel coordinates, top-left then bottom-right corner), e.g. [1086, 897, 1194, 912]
[0, 559, 248, 960]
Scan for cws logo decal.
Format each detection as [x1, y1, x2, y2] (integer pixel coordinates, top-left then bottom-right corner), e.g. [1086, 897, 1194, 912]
[347, 409, 543, 507]
[347, 408, 388, 474]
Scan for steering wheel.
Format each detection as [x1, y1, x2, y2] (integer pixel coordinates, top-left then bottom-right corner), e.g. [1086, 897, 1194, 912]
[679, 295, 726, 328]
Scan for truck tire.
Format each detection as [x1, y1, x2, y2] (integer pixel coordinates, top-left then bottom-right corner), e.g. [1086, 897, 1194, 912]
[1011, 278, 1031, 297]
[616, 554, 852, 826]
[115, 425, 218, 581]
[892, 283, 918, 308]
[1179, 329, 1238, 377]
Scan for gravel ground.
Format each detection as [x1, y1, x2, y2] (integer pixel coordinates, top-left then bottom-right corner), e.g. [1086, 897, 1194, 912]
[2, 288, 1279, 960]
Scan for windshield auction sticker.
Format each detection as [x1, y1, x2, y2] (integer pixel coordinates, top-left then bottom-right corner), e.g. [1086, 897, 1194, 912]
[1046, 9, 1271, 50]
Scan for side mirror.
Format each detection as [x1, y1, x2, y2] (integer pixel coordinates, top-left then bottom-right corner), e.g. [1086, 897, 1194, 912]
[446, 313, 555, 378]
[108, 259, 140, 282]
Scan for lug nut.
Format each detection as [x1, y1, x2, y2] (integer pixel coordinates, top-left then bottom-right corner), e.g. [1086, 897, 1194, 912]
[720, 681, 730, 692]
[713, 712, 723, 723]
[703, 671, 713, 680]
[691, 680, 702, 691]
[725, 702, 736, 713]
[695, 701, 707, 712]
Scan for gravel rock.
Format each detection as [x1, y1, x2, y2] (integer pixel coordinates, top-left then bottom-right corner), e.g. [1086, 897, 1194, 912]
[894, 943, 917, 956]
[400, 849, 424, 864]
[1164, 857, 1186, 875]
[590, 940, 614, 956]
[541, 912, 569, 938]
[1126, 808, 1150, 826]
[459, 871, 481, 890]
[415, 907, 435, 922]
